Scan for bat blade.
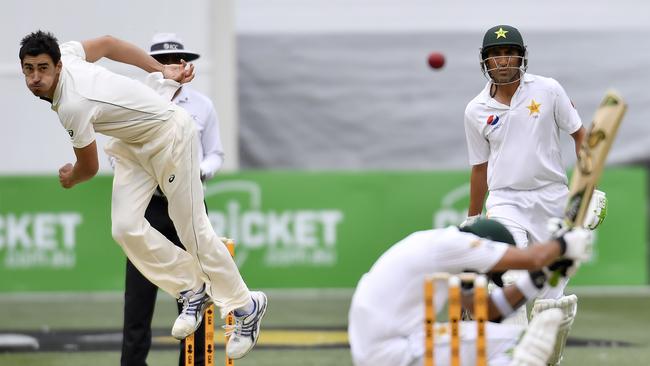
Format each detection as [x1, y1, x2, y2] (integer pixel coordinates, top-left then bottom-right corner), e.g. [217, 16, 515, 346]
[564, 91, 627, 227]
[550, 91, 627, 287]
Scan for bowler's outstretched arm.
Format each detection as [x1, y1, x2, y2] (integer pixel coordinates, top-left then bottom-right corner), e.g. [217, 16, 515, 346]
[81, 36, 162, 72]
[59, 140, 99, 188]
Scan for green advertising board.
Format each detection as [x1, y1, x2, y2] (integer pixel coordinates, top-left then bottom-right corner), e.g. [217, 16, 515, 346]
[0, 168, 646, 292]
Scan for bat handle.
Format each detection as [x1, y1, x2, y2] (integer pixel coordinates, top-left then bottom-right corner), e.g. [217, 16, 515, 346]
[549, 270, 561, 287]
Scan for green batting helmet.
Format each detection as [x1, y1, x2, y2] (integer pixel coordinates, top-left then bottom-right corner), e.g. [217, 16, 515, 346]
[459, 218, 516, 245]
[481, 25, 526, 59]
[459, 218, 516, 287]
[479, 25, 528, 84]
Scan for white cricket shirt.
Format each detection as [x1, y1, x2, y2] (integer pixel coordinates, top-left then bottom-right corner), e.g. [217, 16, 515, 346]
[349, 227, 508, 341]
[173, 86, 224, 179]
[464, 74, 582, 191]
[52, 41, 180, 148]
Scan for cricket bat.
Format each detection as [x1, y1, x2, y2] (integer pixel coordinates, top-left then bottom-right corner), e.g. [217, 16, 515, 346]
[550, 91, 627, 285]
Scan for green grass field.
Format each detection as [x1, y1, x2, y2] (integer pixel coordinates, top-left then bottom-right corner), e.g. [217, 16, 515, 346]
[1, 288, 649, 365]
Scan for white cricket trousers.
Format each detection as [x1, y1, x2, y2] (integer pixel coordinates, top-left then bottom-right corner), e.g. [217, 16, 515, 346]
[486, 183, 569, 299]
[105, 105, 250, 317]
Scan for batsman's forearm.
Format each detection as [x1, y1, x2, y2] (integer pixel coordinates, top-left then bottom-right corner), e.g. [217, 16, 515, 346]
[526, 242, 563, 269]
[487, 285, 526, 321]
[468, 163, 488, 216]
[468, 187, 487, 216]
[571, 126, 586, 157]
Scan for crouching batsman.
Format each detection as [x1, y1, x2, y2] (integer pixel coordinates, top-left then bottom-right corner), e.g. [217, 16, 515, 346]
[348, 219, 591, 366]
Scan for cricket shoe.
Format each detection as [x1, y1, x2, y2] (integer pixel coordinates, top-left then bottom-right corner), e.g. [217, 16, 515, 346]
[171, 283, 212, 340]
[225, 291, 268, 359]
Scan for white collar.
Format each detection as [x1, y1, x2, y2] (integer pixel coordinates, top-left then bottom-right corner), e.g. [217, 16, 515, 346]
[50, 67, 66, 110]
[477, 74, 535, 105]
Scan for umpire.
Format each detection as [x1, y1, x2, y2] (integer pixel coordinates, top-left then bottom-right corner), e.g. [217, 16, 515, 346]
[120, 32, 225, 366]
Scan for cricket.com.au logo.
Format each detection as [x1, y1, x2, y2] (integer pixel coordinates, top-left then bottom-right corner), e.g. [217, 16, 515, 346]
[432, 183, 470, 228]
[0, 212, 82, 269]
[205, 180, 344, 268]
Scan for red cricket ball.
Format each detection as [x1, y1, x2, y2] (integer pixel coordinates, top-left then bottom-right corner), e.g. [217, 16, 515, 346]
[428, 52, 445, 69]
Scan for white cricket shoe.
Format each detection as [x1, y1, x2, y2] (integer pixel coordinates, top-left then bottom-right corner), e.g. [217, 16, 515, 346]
[171, 283, 212, 340]
[225, 291, 268, 359]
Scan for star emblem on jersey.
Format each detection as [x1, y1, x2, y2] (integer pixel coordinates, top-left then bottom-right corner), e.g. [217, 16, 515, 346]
[494, 27, 508, 39]
[527, 99, 541, 115]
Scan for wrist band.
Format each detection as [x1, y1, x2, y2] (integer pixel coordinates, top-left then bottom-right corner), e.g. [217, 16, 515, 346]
[557, 236, 567, 255]
[490, 287, 515, 317]
[516, 272, 544, 301]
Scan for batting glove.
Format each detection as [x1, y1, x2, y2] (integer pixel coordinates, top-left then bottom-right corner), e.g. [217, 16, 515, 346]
[584, 190, 607, 230]
[460, 214, 481, 228]
[547, 217, 569, 238]
[547, 258, 581, 279]
[558, 228, 593, 262]
[546, 258, 582, 287]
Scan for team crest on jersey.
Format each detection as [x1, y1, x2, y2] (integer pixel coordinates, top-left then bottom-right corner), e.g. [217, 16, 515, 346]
[527, 99, 542, 116]
[486, 115, 500, 126]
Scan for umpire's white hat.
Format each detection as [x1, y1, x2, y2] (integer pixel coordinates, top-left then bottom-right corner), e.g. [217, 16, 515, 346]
[148, 33, 200, 62]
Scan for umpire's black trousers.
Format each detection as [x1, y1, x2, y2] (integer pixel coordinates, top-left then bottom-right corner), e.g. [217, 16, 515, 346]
[120, 194, 206, 366]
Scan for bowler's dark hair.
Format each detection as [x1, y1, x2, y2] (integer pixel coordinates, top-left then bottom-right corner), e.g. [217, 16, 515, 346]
[19, 31, 61, 64]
